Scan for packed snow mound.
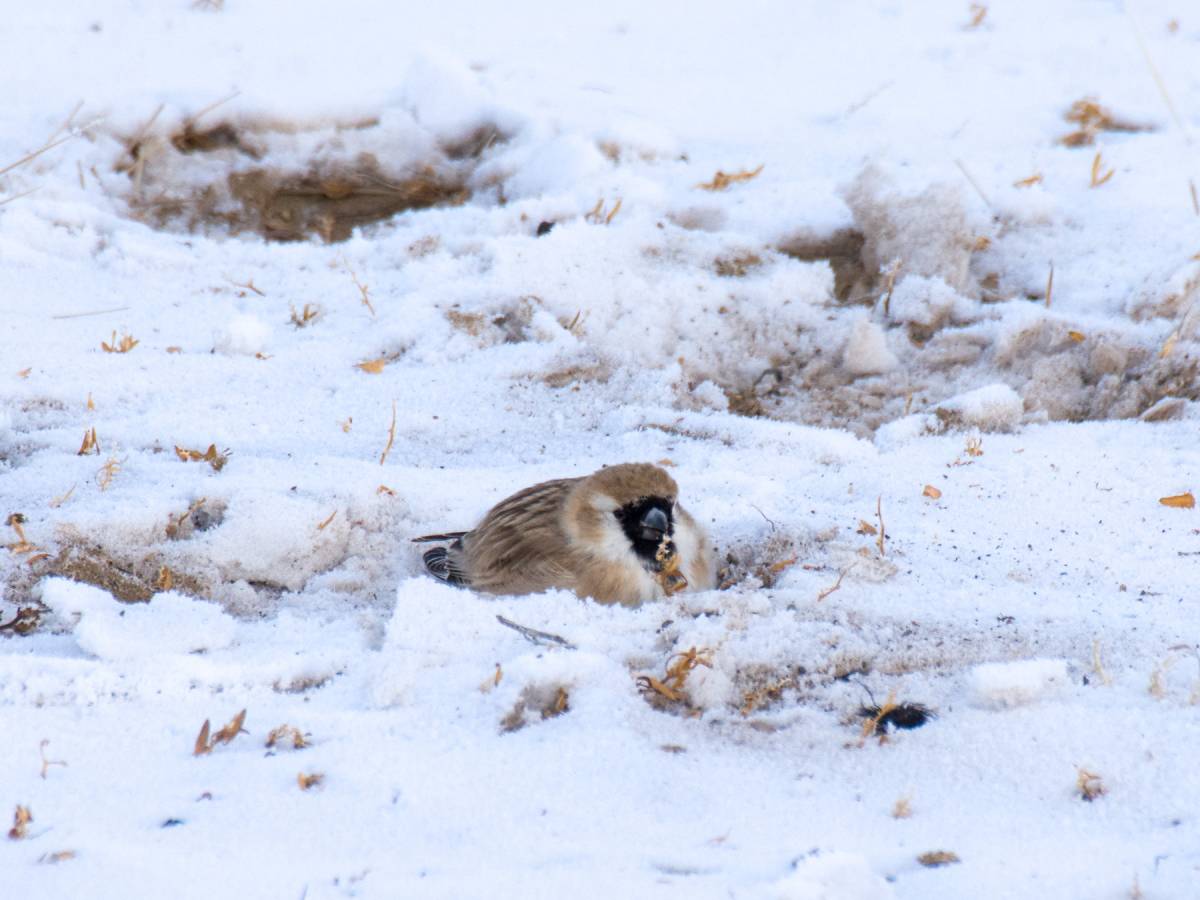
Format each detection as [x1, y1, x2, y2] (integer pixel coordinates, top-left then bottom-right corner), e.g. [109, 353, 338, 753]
[767, 852, 895, 900]
[41, 577, 236, 660]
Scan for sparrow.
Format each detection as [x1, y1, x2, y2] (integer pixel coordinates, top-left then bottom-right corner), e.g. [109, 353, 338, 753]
[413, 463, 715, 606]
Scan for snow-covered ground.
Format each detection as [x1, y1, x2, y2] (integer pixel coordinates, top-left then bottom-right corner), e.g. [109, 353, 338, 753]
[2, 1, 1199, 897]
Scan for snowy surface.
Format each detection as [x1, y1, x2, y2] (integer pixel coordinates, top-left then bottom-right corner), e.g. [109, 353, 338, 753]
[2, 1, 1199, 898]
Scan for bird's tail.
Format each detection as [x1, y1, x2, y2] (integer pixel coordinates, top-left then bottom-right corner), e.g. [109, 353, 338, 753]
[421, 545, 466, 585]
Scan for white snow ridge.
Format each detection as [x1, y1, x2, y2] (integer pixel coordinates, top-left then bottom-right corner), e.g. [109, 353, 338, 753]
[2, 2, 1199, 899]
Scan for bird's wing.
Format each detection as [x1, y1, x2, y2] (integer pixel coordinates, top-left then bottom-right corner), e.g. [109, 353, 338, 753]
[461, 477, 581, 593]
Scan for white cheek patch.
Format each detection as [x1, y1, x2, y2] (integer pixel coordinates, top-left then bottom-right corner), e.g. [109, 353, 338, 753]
[673, 514, 714, 590]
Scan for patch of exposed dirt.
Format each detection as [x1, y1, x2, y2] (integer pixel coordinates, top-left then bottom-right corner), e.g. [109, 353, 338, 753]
[119, 115, 503, 242]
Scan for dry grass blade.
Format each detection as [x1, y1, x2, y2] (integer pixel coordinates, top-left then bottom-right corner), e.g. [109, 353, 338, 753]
[892, 796, 913, 819]
[100, 331, 139, 353]
[1190, 180, 1198, 216]
[698, 165, 764, 191]
[96, 456, 121, 491]
[289, 303, 320, 328]
[1090, 152, 1115, 188]
[817, 565, 854, 602]
[875, 496, 886, 556]
[39, 740, 67, 779]
[8, 805, 32, 840]
[379, 401, 396, 465]
[49, 485, 77, 509]
[345, 264, 376, 316]
[1091, 639, 1113, 686]
[1013, 172, 1043, 188]
[77, 427, 100, 456]
[1159, 492, 1195, 508]
[1045, 262, 1055, 308]
[297, 772, 324, 790]
[193, 719, 212, 756]
[966, 3, 987, 28]
[0, 133, 76, 179]
[316, 510, 337, 531]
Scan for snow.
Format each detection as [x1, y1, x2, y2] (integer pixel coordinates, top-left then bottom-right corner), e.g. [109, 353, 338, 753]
[967, 659, 1071, 710]
[3, 1, 1200, 898]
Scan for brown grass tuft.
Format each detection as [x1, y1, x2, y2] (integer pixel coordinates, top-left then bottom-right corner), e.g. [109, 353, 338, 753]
[297, 772, 325, 790]
[100, 331, 139, 353]
[174, 444, 230, 472]
[1061, 98, 1150, 146]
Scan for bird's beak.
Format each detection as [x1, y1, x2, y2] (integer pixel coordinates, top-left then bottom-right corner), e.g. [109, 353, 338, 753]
[638, 506, 670, 542]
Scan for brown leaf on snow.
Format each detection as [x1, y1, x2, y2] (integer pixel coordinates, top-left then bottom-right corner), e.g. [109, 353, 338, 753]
[698, 165, 764, 191]
[1160, 492, 1195, 509]
[265, 725, 310, 751]
[923, 484, 943, 499]
[355, 357, 388, 374]
[297, 772, 325, 790]
[193, 719, 212, 756]
[917, 850, 960, 867]
[174, 444, 230, 471]
[211, 709, 247, 746]
[8, 805, 32, 840]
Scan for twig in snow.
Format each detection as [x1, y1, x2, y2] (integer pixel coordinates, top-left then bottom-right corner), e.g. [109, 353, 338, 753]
[496, 615, 577, 650]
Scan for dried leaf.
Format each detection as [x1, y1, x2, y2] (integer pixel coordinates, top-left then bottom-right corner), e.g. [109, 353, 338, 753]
[316, 510, 337, 531]
[923, 484, 943, 499]
[1068, 330, 1085, 342]
[166, 346, 183, 354]
[297, 772, 324, 790]
[917, 851, 960, 867]
[966, 3, 987, 28]
[174, 444, 230, 472]
[8, 805, 32, 840]
[86, 392, 95, 411]
[355, 358, 388, 375]
[376, 485, 396, 496]
[17, 367, 31, 378]
[856, 519, 878, 536]
[892, 796, 913, 819]
[1160, 492, 1195, 509]
[211, 709, 247, 745]
[193, 720, 212, 756]
[340, 417, 353, 433]
[697, 165, 764, 191]
[265, 725, 309, 750]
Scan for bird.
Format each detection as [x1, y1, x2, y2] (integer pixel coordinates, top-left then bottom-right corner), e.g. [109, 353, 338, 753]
[413, 463, 715, 606]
